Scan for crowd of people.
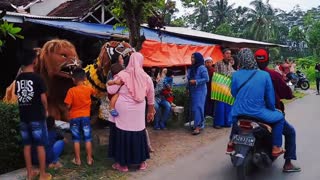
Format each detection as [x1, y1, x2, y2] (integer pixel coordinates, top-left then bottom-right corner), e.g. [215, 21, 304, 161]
[14, 46, 301, 180]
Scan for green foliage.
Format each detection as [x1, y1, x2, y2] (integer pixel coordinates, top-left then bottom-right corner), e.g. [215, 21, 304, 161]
[306, 21, 320, 57]
[172, 87, 190, 120]
[296, 56, 318, 81]
[0, 102, 24, 174]
[289, 26, 305, 42]
[215, 22, 234, 36]
[0, 14, 24, 51]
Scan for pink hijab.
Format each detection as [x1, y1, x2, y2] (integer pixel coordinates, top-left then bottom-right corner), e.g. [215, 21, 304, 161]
[115, 52, 150, 102]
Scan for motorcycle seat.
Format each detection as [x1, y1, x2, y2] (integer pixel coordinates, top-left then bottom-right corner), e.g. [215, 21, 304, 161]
[237, 115, 272, 133]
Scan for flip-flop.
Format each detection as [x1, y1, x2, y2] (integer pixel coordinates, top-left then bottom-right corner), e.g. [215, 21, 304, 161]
[272, 149, 286, 157]
[283, 166, 301, 173]
[26, 170, 39, 180]
[39, 173, 52, 180]
[87, 158, 94, 166]
[112, 163, 128, 172]
[139, 162, 148, 170]
[71, 158, 81, 166]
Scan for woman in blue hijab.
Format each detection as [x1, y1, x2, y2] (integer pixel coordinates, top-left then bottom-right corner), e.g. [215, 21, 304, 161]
[187, 52, 209, 135]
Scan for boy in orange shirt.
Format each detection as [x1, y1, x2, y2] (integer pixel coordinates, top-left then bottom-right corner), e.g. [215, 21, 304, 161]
[64, 68, 95, 166]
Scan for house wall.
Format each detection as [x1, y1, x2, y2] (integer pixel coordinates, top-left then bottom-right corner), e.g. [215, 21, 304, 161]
[30, 0, 69, 16]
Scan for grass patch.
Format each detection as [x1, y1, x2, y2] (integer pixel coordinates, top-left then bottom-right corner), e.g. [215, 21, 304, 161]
[52, 143, 127, 180]
[283, 90, 306, 104]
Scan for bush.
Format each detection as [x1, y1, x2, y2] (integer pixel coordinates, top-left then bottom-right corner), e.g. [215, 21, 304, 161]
[172, 87, 190, 122]
[0, 102, 24, 174]
[296, 56, 318, 82]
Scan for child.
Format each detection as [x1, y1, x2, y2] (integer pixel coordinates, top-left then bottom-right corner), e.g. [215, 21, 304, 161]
[107, 63, 124, 117]
[15, 50, 52, 180]
[32, 116, 65, 169]
[64, 68, 95, 166]
[162, 69, 176, 107]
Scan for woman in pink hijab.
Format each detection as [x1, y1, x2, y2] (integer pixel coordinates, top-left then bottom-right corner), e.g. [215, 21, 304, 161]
[107, 52, 155, 172]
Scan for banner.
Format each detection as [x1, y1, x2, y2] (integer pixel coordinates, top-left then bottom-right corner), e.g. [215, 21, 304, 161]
[211, 73, 235, 105]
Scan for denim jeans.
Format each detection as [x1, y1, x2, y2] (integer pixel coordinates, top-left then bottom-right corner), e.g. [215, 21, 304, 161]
[20, 121, 48, 146]
[283, 120, 297, 160]
[52, 140, 65, 163]
[70, 117, 92, 142]
[154, 99, 171, 129]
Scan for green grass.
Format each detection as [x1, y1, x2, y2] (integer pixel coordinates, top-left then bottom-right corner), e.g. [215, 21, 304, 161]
[51, 143, 127, 180]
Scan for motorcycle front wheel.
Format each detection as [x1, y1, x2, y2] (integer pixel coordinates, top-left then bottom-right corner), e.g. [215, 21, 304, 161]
[299, 81, 310, 90]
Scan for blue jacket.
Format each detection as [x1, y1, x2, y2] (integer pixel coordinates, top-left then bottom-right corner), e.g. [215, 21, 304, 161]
[231, 69, 283, 123]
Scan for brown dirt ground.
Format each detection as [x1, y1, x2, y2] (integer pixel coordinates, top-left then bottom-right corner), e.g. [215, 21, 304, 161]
[52, 120, 230, 180]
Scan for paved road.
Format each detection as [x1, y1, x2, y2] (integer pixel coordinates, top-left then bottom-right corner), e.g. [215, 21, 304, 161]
[141, 94, 320, 180]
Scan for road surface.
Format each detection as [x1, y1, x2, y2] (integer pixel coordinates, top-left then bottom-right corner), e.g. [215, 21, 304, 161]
[141, 94, 320, 180]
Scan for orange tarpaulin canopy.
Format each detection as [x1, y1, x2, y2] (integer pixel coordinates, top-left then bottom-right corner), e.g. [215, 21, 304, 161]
[140, 40, 224, 67]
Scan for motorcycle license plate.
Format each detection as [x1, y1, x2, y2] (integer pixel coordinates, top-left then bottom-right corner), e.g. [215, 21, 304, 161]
[232, 135, 255, 146]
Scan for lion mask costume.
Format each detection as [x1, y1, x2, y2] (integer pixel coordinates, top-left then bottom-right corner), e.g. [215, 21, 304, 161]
[4, 39, 133, 121]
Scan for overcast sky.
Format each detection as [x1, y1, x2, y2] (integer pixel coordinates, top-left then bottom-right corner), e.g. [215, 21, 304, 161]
[175, 0, 320, 17]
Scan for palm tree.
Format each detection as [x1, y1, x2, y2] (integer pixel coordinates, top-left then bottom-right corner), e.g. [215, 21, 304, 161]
[185, 0, 213, 31]
[245, 0, 280, 42]
[210, 0, 235, 29]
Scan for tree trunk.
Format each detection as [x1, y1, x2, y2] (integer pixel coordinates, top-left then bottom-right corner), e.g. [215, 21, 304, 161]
[123, 0, 145, 51]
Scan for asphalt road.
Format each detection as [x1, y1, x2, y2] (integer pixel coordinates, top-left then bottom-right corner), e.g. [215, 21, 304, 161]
[141, 94, 320, 180]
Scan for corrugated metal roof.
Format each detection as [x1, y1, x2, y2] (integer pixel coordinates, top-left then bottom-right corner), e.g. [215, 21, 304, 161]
[1, 10, 77, 20]
[143, 25, 287, 47]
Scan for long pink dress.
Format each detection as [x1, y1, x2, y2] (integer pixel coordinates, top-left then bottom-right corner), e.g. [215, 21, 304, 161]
[107, 76, 154, 132]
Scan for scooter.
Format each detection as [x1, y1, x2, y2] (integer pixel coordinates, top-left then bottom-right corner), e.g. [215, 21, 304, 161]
[288, 71, 310, 90]
[230, 116, 276, 180]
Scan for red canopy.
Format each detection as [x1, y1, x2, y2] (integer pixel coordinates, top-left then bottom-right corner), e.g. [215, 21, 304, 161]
[140, 40, 224, 67]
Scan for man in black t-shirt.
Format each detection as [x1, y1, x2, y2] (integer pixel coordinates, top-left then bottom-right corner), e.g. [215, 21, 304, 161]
[15, 50, 52, 180]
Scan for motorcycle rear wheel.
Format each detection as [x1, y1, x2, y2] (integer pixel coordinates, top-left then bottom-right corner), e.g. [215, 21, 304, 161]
[300, 81, 310, 90]
[236, 153, 253, 180]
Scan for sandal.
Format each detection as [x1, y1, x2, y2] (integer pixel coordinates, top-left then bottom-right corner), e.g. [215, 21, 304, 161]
[26, 170, 39, 180]
[87, 158, 94, 166]
[112, 163, 128, 172]
[39, 173, 52, 180]
[283, 165, 301, 173]
[272, 148, 286, 157]
[192, 128, 201, 135]
[71, 158, 81, 166]
[139, 162, 148, 170]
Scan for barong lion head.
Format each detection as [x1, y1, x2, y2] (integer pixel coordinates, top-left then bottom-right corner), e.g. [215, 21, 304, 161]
[97, 41, 133, 77]
[34, 39, 80, 79]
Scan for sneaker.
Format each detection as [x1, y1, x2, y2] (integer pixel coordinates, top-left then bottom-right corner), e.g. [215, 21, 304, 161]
[226, 143, 234, 155]
[110, 109, 119, 117]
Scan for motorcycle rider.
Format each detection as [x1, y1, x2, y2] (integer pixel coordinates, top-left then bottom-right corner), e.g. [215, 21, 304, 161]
[254, 49, 301, 173]
[227, 48, 285, 157]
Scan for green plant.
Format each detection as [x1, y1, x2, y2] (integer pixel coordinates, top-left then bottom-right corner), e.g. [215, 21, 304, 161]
[172, 87, 190, 122]
[0, 11, 24, 51]
[0, 102, 24, 174]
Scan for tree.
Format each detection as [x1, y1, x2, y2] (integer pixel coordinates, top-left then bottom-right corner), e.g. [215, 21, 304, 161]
[233, 6, 249, 37]
[288, 26, 305, 49]
[108, 0, 176, 51]
[0, 11, 23, 51]
[306, 21, 320, 57]
[215, 22, 234, 36]
[210, 0, 235, 29]
[181, 0, 213, 31]
[245, 0, 279, 42]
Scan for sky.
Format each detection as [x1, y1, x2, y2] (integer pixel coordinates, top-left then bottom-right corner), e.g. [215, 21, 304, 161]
[175, 0, 320, 17]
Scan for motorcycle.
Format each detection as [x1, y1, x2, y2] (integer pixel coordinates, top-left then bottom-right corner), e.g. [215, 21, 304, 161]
[287, 71, 310, 90]
[230, 116, 276, 180]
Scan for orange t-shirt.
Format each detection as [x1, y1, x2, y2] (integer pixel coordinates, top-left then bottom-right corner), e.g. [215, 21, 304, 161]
[64, 84, 95, 120]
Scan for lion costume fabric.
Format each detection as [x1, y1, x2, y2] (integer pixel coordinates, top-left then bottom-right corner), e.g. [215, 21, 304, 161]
[4, 39, 133, 121]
